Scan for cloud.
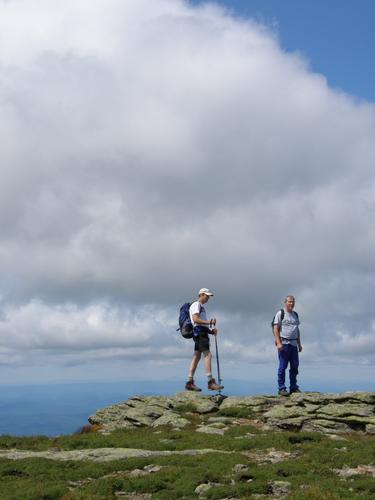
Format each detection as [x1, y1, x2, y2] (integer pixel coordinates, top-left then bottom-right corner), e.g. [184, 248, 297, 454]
[0, 0, 374, 381]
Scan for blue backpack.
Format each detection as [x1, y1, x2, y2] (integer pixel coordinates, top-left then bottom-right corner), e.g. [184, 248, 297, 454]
[177, 302, 201, 339]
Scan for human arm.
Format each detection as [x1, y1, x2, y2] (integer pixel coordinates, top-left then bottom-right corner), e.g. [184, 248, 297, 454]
[191, 301, 216, 328]
[297, 327, 302, 352]
[273, 323, 283, 351]
[192, 313, 216, 327]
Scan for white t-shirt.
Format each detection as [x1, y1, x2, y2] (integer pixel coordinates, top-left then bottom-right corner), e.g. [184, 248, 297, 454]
[189, 301, 207, 327]
[273, 309, 300, 346]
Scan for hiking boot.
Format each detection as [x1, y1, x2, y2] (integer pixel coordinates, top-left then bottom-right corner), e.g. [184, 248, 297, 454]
[290, 388, 301, 394]
[185, 380, 202, 392]
[278, 388, 289, 397]
[208, 378, 224, 391]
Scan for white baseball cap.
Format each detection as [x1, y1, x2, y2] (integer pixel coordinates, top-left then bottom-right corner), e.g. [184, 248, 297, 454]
[198, 288, 214, 296]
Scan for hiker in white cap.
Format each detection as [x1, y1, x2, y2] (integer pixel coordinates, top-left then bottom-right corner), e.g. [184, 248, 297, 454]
[185, 288, 224, 391]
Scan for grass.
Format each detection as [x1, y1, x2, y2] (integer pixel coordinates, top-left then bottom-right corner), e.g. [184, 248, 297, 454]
[216, 406, 255, 419]
[0, 408, 374, 499]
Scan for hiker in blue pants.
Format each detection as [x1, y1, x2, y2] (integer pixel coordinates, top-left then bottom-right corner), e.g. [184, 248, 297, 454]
[273, 295, 303, 396]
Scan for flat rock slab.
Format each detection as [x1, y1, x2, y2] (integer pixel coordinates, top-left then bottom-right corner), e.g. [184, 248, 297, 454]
[220, 396, 278, 410]
[317, 402, 374, 418]
[0, 448, 232, 463]
[196, 425, 227, 435]
[333, 465, 375, 478]
[243, 448, 298, 465]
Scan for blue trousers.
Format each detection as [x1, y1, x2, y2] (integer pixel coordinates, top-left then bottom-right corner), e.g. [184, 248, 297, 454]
[278, 344, 299, 390]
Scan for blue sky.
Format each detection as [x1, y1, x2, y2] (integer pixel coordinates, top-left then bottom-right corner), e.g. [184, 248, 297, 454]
[191, 0, 375, 101]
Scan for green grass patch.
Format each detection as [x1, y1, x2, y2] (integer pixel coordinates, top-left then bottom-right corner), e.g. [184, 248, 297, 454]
[216, 405, 254, 419]
[0, 425, 374, 499]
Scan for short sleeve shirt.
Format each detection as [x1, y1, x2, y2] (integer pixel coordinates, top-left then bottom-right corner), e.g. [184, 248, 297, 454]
[274, 309, 300, 346]
[189, 301, 207, 326]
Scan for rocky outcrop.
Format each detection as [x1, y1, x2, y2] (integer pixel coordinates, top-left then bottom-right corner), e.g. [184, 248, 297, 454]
[88, 391, 375, 435]
[88, 392, 224, 432]
[263, 391, 375, 434]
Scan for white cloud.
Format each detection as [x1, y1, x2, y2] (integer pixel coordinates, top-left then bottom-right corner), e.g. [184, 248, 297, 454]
[0, 0, 374, 382]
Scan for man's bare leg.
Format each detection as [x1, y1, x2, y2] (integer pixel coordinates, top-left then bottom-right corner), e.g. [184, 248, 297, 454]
[203, 350, 223, 390]
[203, 350, 212, 378]
[185, 352, 202, 391]
[189, 351, 201, 378]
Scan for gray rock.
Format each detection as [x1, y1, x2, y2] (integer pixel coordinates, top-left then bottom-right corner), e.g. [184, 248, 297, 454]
[195, 483, 212, 496]
[264, 405, 312, 420]
[301, 419, 352, 434]
[244, 448, 296, 464]
[317, 402, 374, 418]
[206, 422, 227, 428]
[327, 392, 375, 404]
[120, 408, 155, 427]
[220, 396, 277, 410]
[269, 416, 308, 431]
[194, 483, 211, 496]
[194, 482, 222, 497]
[327, 434, 349, 441]
[232, 464, 249, 473]
[196, 425, 226, 435]
[287, 392, 327, 405]
[143, 464, 162, 473]
[207, 416, 233, 424]
[174, 391, 221, 413]
[268, 480, 291, 498]
[152, 411, 189, 428]
[173, 391, 223, 414]
[128, 468, 147, 478]
[333, 465, 375, 478]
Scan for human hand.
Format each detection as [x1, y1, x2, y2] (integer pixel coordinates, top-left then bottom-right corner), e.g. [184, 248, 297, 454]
[276, 342, 283, 351]
[211, 328, 218, 336]
[298, 344, 303, 353]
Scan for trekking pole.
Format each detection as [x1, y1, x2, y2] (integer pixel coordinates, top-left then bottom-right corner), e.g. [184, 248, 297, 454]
[214, 334, 222, 394]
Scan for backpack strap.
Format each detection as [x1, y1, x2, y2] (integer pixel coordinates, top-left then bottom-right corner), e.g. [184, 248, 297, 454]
[280, 309, 299, 324]
[279, 309, 300, 339]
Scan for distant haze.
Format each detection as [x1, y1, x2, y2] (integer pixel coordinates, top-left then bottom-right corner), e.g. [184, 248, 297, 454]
[0, 0, 374, 384]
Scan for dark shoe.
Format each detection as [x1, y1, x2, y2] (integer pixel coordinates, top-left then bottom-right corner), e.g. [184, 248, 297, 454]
[290, 388, 301, 394]
[278, 388, 289, 397]
[185, 380, 202, 392]
[208, 378, 224, 391]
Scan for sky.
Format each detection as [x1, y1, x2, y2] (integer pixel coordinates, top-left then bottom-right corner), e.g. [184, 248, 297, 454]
[192, 0, 375, 101]
[0, 0, 374, 388]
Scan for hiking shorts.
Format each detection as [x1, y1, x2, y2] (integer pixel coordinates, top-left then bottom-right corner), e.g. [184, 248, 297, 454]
[193, 328, 210, 353]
